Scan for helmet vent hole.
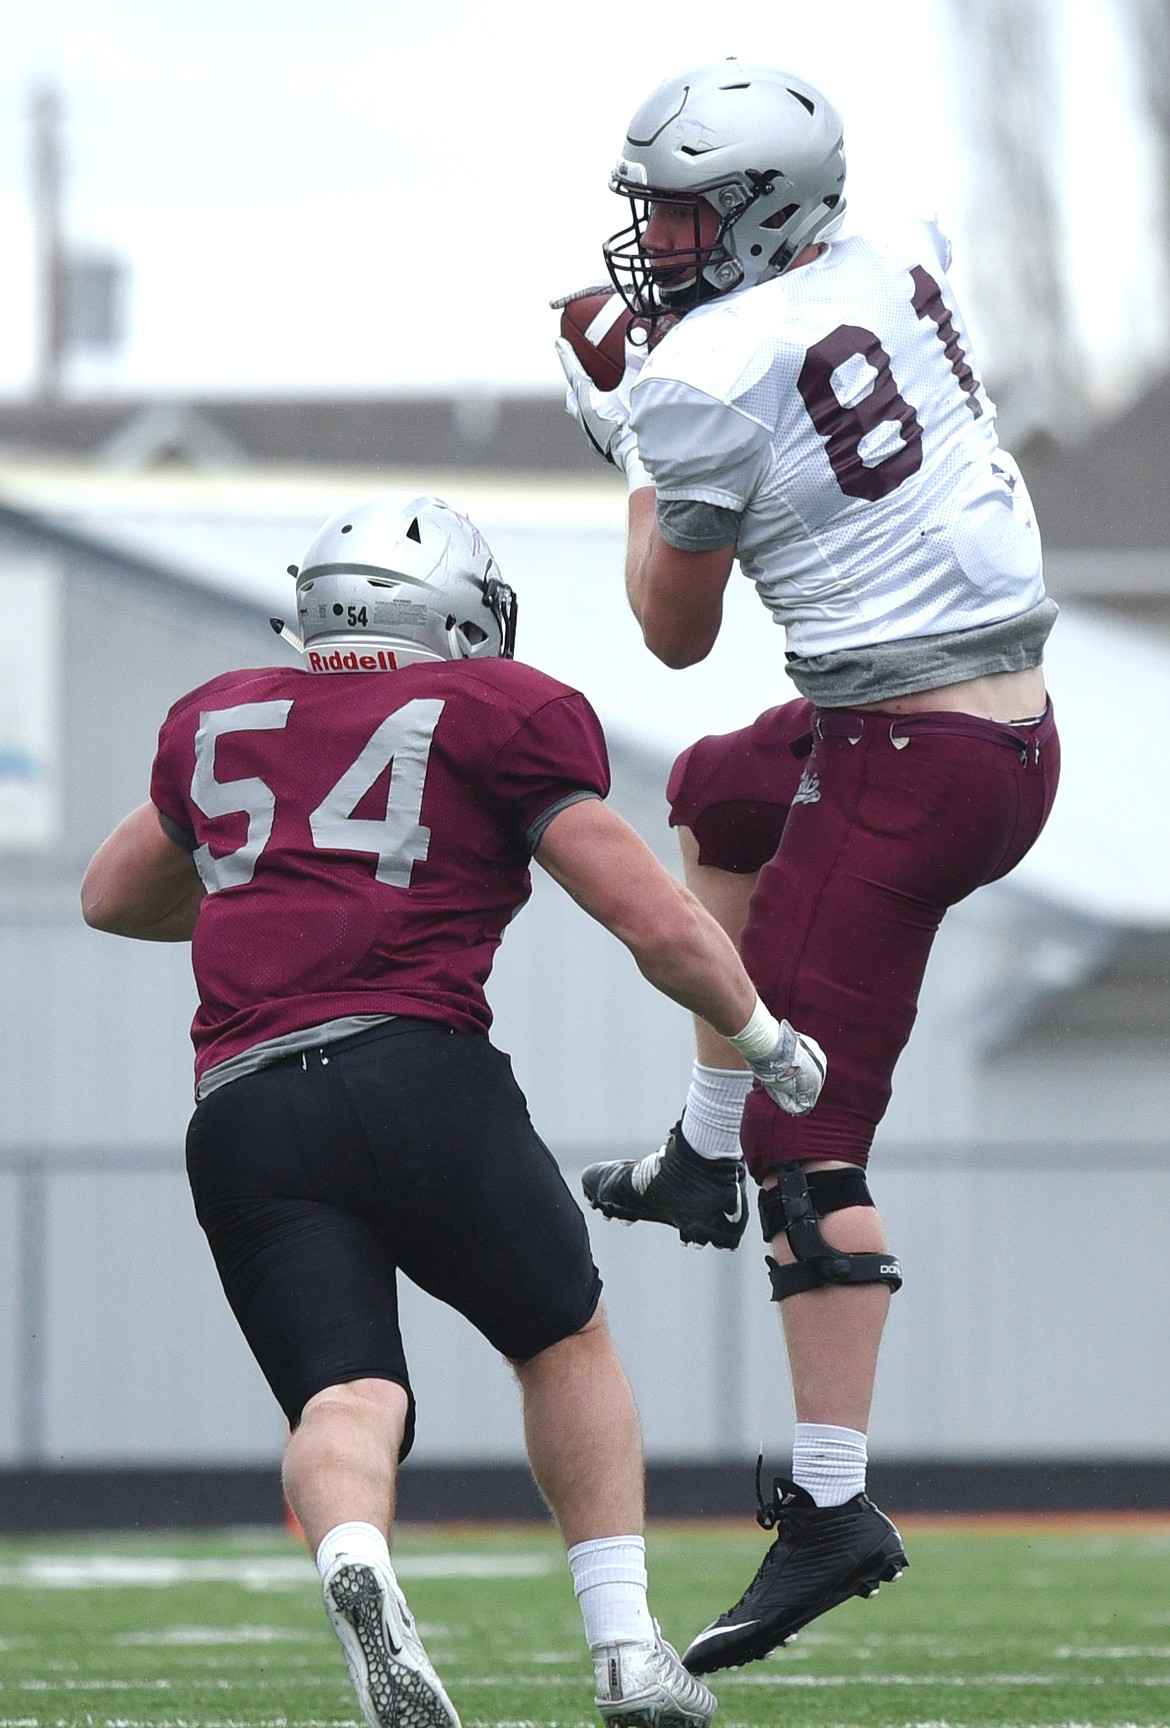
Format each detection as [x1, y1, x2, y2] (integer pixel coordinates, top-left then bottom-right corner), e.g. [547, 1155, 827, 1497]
[761, 203, 799, 230]
[332, 603, 345, 616]
[407, 517, 422, 543]
[824, 193, 841, 209]
[787, 88, 815, 115]
[340, 523, 353, 534]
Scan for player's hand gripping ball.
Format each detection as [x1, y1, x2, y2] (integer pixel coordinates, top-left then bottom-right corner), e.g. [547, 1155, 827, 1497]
[551, 285, 648, 389]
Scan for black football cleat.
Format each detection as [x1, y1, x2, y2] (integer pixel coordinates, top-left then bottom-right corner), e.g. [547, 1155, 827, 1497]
[682, 1475, 908, 1674]
[581, 1122, 748, 1249]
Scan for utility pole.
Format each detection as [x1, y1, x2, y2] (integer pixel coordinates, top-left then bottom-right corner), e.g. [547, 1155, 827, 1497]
[29, 81, 66, 404]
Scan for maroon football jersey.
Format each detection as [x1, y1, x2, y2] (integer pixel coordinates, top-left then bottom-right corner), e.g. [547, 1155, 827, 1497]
[150, 658, 611, 1085]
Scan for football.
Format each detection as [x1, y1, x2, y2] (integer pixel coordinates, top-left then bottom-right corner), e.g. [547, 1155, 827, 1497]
[554, 286, 640, 390]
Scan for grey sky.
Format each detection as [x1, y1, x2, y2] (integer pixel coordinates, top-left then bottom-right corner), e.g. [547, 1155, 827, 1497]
[0, 0, 1163, 414]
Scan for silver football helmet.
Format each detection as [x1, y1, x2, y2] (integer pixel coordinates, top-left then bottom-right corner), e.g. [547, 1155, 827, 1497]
[280, 495, 517, 671]
[604, 59, 846, 324]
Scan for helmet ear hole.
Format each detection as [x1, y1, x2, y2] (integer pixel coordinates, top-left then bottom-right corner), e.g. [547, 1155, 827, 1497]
[407, 517, 422, 543]
[761, 203, 799, 230]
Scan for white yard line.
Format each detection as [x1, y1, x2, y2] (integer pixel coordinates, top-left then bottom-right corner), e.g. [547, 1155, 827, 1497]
[450, 1668, 1170, 1689]
[0, 1552, 555, 1589]
[114, 1626, 309, 1646]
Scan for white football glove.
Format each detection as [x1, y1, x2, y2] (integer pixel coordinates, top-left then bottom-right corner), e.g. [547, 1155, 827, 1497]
[748, 1020, 828, 1117]
[554, 336, 649, 482]
[729, 1000, 827, 1117]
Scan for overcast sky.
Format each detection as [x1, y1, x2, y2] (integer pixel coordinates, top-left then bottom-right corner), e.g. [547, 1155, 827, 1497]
[0, 0, 1163, 412]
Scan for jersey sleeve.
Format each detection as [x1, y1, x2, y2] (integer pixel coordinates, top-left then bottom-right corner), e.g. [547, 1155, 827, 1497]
[920, 213, 954, 272]
[149, 699, 198, 848]
[482, 690, 611, 853]
[631, 374, 773, 512]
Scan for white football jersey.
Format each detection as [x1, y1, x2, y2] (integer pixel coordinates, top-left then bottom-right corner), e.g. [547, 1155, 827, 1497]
[629, 218, 1045, 661]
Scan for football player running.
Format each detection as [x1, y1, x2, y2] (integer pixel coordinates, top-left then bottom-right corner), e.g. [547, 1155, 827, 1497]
[81, 494, 827, 1728]
[556, 60, 1060, 1673]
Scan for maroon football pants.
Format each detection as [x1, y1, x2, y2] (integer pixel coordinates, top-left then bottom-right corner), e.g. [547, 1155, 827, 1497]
[668, 698, 1060, 1177]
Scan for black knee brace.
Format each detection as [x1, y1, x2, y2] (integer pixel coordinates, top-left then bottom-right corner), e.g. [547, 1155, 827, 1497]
[758, 1164, 903, 1300]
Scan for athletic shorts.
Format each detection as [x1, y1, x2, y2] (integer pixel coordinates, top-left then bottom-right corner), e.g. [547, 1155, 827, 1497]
[185, 1019, 603, 1454]
[668, 699, 1060, 1177]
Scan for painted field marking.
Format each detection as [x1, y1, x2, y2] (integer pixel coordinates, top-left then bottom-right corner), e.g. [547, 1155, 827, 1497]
[445, 1667, 1170, 1690]
[716, 1670, 1170, 1687]
[0, 1552, 555, 1589]
[1054, 1644, 1170, 1658]
[115, 1626, 308, 1646]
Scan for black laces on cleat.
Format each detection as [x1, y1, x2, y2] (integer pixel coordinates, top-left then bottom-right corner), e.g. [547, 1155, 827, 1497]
[754, 1453, 773, 1529]
[754, 1454, 804, 1531]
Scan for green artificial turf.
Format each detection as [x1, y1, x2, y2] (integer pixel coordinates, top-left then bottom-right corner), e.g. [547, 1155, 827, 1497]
[0, 1519, 1165, 1727]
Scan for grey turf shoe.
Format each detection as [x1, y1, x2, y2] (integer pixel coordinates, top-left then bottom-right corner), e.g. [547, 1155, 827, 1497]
[324, 1558, 460, 1728]
[593, 1628, 717, 1726]
[682, 1477, 908, 1674]
[582, 1122, 748, 1249]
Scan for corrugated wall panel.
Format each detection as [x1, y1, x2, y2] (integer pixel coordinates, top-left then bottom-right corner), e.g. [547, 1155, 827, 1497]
[2, 1151, 1169, 1466]
[0, 926, 195, 1148]
[0, 1173, 20, 1459]
[39, 1170, 282, 1463]
[865, 1167, 1170, 1457]
[4, 932, 1170, 1463]
[486, 870, 693, 1154]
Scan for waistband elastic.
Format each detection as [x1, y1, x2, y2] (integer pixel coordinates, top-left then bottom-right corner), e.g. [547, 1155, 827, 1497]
[813, 698, 1055, 760]
[290, 1015, 450, 1065]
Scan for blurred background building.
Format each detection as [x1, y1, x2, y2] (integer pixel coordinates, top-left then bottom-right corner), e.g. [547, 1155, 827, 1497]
[1, 0, 1169, 1528]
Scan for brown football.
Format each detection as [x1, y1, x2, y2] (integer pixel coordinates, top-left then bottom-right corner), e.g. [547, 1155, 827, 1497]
[557, 287, 638, 390]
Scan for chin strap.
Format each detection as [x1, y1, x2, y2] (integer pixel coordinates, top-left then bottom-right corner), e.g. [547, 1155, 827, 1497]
[270, 617, 304, 654]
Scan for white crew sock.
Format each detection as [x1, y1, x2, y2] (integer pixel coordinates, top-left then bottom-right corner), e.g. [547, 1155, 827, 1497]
[315, 1520, 393, 1581]
[567, 1535, 655, 1648]
[680, 1063, 752, 1162]
[792, 1422, 868, 1507]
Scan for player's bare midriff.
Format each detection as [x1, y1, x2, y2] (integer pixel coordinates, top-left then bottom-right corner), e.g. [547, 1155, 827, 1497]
[853, 664, 1048, 724]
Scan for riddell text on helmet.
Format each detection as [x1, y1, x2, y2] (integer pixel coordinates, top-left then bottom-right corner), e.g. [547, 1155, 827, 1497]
[307, 648, 400, 672]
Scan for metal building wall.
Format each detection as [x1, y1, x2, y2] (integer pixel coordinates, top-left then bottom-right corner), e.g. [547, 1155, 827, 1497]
[1, 507, 1168, 1477]
[5, 1118, 1170, 1469]
[0, 510, 302, 1468]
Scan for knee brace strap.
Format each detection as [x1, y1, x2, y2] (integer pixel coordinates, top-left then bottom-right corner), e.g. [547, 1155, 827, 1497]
[759, 1164, 903, 1301]
[758, 1166, 874, 1238]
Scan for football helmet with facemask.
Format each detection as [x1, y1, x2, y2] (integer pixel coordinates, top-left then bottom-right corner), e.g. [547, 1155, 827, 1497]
[276, 495, 517, 671]
[604, 58, 846, 326]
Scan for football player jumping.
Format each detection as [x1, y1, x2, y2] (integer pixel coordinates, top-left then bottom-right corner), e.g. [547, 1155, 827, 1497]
[81, 494, 828, 1728]
[557, 59, 1061, 1673]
